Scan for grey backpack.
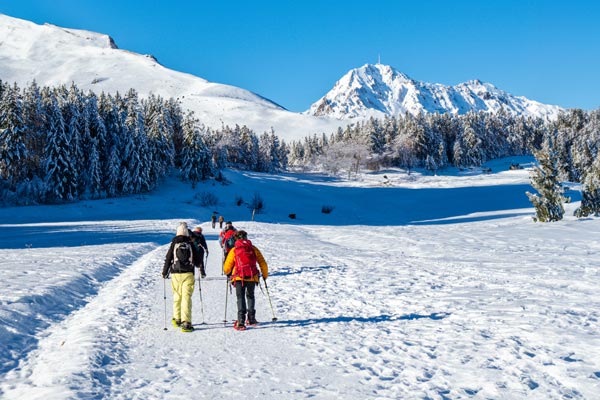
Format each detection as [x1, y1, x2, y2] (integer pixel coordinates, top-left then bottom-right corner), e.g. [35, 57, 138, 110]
[173, 241, 193, 271]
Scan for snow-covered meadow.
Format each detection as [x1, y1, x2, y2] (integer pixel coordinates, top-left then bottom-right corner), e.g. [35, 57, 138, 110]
[1, 158, 599, 399]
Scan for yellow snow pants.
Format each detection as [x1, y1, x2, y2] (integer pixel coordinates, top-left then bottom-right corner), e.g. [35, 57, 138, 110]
[171, 272, 195, 324]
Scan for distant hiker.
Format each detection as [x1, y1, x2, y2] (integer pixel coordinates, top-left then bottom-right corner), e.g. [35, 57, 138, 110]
[211, 213, 217, 229]
[191, 226, 208, 275]
[218, 215, 224, 229]
[162, 222, 202, 332]
[219, 221, 237, 257]
[222, 230, 269, 330]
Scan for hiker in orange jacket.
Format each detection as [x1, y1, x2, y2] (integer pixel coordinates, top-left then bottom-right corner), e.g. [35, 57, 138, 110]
[222, 230, 268, 330]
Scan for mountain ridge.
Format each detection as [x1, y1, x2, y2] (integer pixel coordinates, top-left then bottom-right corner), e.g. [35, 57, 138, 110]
[307, 63, 563, 120]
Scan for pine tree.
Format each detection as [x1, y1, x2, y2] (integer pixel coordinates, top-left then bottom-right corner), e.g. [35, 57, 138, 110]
[22, 81, 46, 182]
[143, 95, 174, 183]
[80, 92, 104, 199]
[0, 83, 27, 188]
[526, 133, 566, 222]
[574, 151, 600, 218]
[180, 112, 214, 186]
[258, 128, 281, 173]
[123, 90, 150, 193]
[44, 95, 78, 202]
[98, 93, 122, 196]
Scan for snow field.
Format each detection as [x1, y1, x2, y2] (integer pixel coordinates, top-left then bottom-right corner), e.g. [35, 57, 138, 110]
[0, 165, 599, 398]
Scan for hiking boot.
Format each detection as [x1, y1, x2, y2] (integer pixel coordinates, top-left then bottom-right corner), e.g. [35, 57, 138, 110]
[247, 311, 257, 326]
[171, 318, 181, 328]
[180, 322, 194, 332]
[233, 321, 246, 331]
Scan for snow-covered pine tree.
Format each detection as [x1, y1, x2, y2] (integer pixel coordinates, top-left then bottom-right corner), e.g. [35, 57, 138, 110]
[123, 89, 150, 194]
[364, 117, 385, 155]
[574, 151, 600, 218]
[239, 125, 259, 170]
[526, 132, 566, 222]
[97, 92, 121, 197]
[22, 81, 45, 182]
[80, 92, 104, 199]
[392, 131, 417, 174]
[458, 113, 484, 167]
[287, 140, 305, 170]
[143, 95, 174, 183]
[278, 139, 289, 171]
[0, 83, 27, 189]
[257, 128, 281, 173]
[179, 112, 214, 186]
[43, 95, 78, 202]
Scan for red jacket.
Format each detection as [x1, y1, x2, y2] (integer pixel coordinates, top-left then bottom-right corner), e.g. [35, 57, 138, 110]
[220, 228, 237, 252]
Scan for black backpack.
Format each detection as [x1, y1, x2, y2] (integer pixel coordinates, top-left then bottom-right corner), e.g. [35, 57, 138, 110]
[173, 241, 193, 272]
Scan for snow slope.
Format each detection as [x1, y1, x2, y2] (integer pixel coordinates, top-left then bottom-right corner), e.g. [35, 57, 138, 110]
[308, 64, 563, 120]
[0, 13, 342, 142]
[0, 158, 599, 399]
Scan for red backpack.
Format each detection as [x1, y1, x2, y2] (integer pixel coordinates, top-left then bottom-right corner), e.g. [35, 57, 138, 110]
[233, 239, 259, 279]
[222, 229, 237, 254]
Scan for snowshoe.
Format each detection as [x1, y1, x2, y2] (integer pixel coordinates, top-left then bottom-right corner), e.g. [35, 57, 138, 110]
[172, 318, 181, 328]
[180, 322, 194, 332]
[246, 318, 258, 326]
[233, 321, 246, 331]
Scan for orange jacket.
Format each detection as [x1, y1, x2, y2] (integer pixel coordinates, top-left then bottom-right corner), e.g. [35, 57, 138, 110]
[223, 244, 268, 283]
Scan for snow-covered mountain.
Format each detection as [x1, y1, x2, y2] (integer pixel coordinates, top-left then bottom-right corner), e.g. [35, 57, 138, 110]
[0, 14, 341, 141]
[307, 63, 563, 120]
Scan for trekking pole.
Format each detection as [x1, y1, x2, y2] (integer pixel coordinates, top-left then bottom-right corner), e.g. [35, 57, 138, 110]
[221, 250, 224, 276]
[223, 276, 229, 325]
[263, 279, 278, 322]
[197, 276, 205, 324]
[163, 278, 168, 330]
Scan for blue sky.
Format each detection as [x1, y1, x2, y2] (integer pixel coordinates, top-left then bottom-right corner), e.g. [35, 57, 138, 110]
[1, 0, 598, 112]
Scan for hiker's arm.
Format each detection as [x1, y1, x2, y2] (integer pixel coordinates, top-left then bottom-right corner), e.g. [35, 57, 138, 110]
[254, 246, 268, 280]
[162, 242, 174, 278]
[223, 250, 235, 276]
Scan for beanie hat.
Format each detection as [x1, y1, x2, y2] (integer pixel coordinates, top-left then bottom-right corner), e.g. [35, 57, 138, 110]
[176, 223, 189, 237]
[235, 230, 248, 240]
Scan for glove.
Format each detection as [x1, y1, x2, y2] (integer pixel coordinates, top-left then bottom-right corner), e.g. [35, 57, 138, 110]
[162, 272, 169, 279]
[201, 273, 206, 279]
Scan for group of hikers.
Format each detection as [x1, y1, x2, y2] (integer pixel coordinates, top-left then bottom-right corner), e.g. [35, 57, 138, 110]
[210, 212, 224, 229]
[161, 219, 269, 332]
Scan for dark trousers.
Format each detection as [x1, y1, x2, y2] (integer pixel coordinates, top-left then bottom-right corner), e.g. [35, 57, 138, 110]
[235, 281, 256, 324]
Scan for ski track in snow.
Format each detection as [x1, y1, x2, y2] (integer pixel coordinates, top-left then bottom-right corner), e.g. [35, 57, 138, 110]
[1, 217, 600, 398]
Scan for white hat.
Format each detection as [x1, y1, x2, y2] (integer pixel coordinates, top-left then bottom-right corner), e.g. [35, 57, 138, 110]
[176, 223, 189, 237]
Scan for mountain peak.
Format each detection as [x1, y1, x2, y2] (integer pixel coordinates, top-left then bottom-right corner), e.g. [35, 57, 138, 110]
[308, 64, 562, 120]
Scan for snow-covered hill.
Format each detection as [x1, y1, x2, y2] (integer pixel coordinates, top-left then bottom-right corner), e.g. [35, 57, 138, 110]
[308, 63, 563, 120]
[0, 14, 342, 141]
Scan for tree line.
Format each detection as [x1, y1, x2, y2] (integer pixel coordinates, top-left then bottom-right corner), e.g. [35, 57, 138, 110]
[288, 110, 547, 176]
[1, 79, 599, 219]
[0, 81, 287, 205]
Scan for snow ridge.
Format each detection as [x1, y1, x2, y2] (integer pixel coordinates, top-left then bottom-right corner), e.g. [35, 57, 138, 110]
[0, 13, 342, 142]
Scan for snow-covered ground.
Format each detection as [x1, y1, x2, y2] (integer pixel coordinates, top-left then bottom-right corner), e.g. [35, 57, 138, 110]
[1, 157, 599, 399]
